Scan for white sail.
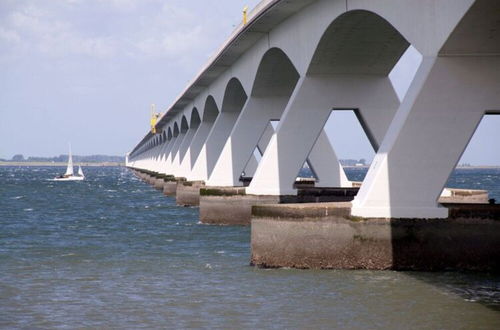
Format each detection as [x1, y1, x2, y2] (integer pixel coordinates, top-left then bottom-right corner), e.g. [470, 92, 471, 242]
[65, 144, 74, 176]
[78, 166, 84, 177]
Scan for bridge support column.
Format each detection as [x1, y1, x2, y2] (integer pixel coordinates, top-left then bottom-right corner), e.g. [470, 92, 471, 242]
[158, 139, 174, 174]
[206, 96, 288, 186]
[170, 131, 187, 176]
[185, 120, 215, 181]
[145, 147, 156, 171]
[352, 56, 500, 219]
[164, 134, 184, 176]
[308, 130, 350, 187]
[152, 141, 168, 174]
[176, 128, 199, 178]
[206, 95, 348, 187]
[243, 123, 275, 178]
[190, 111, 240, 181]
[246, 74, 400, 196]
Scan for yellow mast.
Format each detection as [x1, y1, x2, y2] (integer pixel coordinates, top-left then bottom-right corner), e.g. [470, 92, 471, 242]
[243, 6, 248, 25]
[150, 104, 158, 134]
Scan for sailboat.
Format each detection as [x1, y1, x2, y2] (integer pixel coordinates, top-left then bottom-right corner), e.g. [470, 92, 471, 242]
[54, 145, 85, 181]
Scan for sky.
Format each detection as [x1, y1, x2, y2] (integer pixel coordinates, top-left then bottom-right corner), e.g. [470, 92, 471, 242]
[0, 0, 498, 165]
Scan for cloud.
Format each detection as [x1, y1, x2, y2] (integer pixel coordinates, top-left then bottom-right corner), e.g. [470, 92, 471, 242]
[0, 27, 20, 44]
[104, 0, 138, 11]
[1, 2, 116, 58]
[0, 0, 246, 66]
[130, 4, 210, 59]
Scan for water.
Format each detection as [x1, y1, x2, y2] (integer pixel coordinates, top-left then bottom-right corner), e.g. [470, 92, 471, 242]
[1, 166, 499, 329]
[343, 167, 500, 201]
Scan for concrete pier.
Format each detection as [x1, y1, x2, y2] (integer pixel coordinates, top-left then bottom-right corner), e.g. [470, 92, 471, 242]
[200, 187, 280, 225]
[197, 184, 490, 226]
[162, 177, 186, 197]
[251, 202, 500, 271]
[176, 181, 205, 206]
[199, 186, 359, 225]
[440, 188, 489, 204]
[153, 174, 172, 191]
[163, 181, 177, 196]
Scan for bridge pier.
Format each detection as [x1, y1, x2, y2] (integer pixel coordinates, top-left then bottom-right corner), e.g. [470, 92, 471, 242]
[206, 95, 290, 187]
[352, 56, 500, 219]
[175, 117, 199, 178]
[246, 74, 399, 196]
[176, 180, 205, 206]
[162, 177, 186, 197]
[251, 201, 500, 271]
[199, 186, 358, 225]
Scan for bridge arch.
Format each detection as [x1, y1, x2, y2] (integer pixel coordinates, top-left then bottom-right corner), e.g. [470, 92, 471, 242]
[167, 127, 172, 141]
[173, 122, 179, 137]
[203, 77, 249, 176]
[308, 9, 409, 76]
[220, 78, 247, 113]
[176, 108, 203, 173]
[207, 47, 302, 186]
[440, 0, 500, 56]
[202, 96, 219, 123]
[180, 115, 189, 133]
[190, 107, 201, 129]
[252, 47, 299, 98]
[185, 96, 220, 173]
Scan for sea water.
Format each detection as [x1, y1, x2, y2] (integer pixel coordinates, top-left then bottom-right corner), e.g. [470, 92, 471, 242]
[1, 166, 499, 329]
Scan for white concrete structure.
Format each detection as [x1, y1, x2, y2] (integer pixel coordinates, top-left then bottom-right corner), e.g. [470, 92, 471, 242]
[128, 0, 499, 219]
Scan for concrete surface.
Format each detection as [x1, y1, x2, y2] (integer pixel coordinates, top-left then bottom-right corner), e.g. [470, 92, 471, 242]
[176, 181, 205, 206]
[251, 202, 500, 270]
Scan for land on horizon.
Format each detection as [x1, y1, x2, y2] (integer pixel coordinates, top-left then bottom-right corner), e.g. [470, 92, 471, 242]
[0, 154, 125, 167]
[1, 154, 124, 162]
[0, 161, 124, 167]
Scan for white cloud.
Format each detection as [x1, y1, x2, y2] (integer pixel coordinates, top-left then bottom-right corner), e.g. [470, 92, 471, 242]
[1, 2, 116, 58]
[0, 0, 249, 65]
[127, 2, 227, 67]
[134, 25, 206, 58]
[0, 27, 21, 44]
[97, 0, 140, 11]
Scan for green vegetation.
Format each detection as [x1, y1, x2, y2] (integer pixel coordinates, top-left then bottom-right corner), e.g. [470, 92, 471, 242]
[6, 154, 125, 163]
[200, 188, 246, 196]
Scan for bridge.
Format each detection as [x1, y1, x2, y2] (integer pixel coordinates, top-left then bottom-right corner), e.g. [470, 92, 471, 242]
[126, 0, 500, 270]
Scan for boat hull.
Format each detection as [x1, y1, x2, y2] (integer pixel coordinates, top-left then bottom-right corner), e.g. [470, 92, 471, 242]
[53, 176, 84, 181]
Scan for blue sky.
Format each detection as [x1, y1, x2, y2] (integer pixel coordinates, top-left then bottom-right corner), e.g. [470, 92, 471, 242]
[0, 0, 498, 165]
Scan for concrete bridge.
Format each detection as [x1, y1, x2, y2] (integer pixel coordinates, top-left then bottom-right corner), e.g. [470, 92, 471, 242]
[127, 0, 500, 271]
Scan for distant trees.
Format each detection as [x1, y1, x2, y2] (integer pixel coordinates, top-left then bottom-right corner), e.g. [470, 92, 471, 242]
[7, 154, 124, 163]
[11, 154, 25, 161]
[339, 159, 369, 166]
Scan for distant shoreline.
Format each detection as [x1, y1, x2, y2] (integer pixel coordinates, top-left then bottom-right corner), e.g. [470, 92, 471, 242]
[0, 161, 124, 167]
[455, 165, 500, 169]
[342, 165, 500, 169]
[2, 162, 498, 169]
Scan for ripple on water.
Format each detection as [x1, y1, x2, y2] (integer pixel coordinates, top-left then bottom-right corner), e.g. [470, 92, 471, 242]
[0, 166, 499, 329]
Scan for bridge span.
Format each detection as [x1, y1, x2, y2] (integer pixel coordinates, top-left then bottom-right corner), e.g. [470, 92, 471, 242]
[127, 0, 500, 270]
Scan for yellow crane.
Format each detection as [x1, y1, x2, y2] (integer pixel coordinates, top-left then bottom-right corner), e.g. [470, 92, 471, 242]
[243, 6, 248, 25]
[150, 104, 161, 134]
